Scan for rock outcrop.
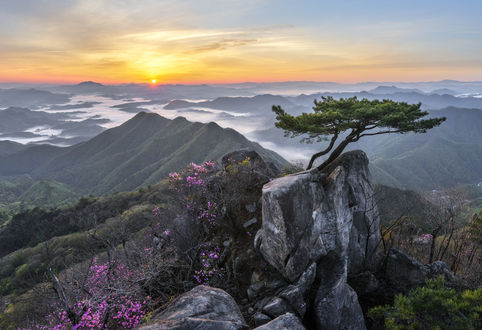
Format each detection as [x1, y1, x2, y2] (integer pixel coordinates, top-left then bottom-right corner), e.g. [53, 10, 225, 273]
[139, 150, 459, 329]
[141, 285, 248, 329]
[222, 149, 280, 179]
[253, 150, 380, 329]
[385, 248, 457, 294]
[253, 313, 305, 330]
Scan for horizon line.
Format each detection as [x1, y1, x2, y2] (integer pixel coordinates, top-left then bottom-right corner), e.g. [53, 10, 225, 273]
[1, 78, 482, 86]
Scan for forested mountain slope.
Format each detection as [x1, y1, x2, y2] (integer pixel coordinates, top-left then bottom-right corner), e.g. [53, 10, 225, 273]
[0, 112, 287, 195]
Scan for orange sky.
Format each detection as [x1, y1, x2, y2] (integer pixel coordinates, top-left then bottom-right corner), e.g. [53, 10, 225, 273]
[1, 1, 481, 84]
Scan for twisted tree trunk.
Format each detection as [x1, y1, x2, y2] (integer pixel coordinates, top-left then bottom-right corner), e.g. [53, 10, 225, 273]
[306, 132, 339, 170]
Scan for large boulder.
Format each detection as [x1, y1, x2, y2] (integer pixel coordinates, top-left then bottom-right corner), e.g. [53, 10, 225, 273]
[385, 248, 457, 294]
[141, 285, 248, 329]
[255, 150, 378, 329]
[221, 149, 280, 179]
[254, 313, 305, 330]
[313, 280, 366, 329]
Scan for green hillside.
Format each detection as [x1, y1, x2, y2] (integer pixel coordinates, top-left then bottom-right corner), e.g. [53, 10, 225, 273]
[364, 107, 482, 190]
[371, 137, 482, 190]
[0, 176, 80, 225]
[18, 180, 79, 208]
[0, 112, 288, 195]
[374, 184, 438, 225]
[0, 141, 26, 157]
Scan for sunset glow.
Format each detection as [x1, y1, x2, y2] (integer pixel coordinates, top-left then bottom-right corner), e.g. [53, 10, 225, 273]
[1, 0, 481, 84]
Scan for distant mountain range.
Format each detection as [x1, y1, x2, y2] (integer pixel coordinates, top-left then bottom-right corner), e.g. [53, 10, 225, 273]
[1, 82, 481, 192]
[0, 88, 70, 108]
[369, 107, 482, 190]
[248, 107, 482, 191]
[0, 107, 106, 145]
[0, 112, 288, 196]
[165, 94, 301, 114]
[164, 91, 482, 112]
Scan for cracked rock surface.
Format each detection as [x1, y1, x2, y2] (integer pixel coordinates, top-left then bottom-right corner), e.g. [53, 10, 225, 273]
[140, 285, 248, 330]
[256, 150, 379, 329]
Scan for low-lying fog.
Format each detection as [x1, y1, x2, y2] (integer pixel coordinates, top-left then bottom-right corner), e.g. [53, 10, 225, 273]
[1, 81, 482, 162]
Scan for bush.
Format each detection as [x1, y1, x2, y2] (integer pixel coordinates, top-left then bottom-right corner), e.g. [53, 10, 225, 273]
[368, 276, 482, 329]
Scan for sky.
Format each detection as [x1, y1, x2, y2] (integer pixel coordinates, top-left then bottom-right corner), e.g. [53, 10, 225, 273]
[1, 0, 482, 84]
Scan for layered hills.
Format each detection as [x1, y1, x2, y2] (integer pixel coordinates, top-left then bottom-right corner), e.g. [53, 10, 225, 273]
[248, 107, 482, 190]
[0, 112, 287, 196]
[368, 107, 482, 190]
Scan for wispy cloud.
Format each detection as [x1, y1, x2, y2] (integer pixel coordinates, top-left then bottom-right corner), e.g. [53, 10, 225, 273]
[1, 0, 481, 83]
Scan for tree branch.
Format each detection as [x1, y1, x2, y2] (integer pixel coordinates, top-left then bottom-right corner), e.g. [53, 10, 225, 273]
[358, 129, 405, 139]
[306, 131, 338, 170]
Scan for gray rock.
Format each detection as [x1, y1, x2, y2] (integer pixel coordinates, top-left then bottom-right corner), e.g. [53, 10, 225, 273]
[265, 279, 286, 291]
[254, 297, 272, 311]
[253, 312, 272, 327]
[247, 270, 286, 302]
[349, 271, 380, 295]
[152, 236, 161, 248]
[247, 281, 264, 301]
[323, 151, 381, 274]
[427, 261, 456, 283]
[314, 281, 366, 330]
[257, 151, 376, 329]
[233, 257, 243, 278]
[386, 249, 456, 294]
[279, 262, 316, 317]
[221, 150, 280, 178]
[140, 318, 247, 330]
[223, 238, 233, 247]
[254, 229, 263, 254]
[243, 217, 257, 228]
[153, 229, 172, 249]
[245, 202, 257, 213]
[259, 169, 325, 282]
[262, 297, 292, 318]
[254, 312, 305, 330]
[143, 285, 247, 329]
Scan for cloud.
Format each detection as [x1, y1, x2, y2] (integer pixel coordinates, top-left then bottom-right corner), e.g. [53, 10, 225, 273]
[1, 0, 482, 83]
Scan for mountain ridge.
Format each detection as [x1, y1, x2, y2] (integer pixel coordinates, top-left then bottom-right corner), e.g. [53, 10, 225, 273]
[0, 112, 288, 195]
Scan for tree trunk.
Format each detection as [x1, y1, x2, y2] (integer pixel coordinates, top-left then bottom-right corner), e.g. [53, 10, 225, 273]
[439, 226, 454, 261]
[306, 132, 338, 170]
[316, 137, 353, 171]
[306, 150, 331, 170]
[429, 226, 441, 263]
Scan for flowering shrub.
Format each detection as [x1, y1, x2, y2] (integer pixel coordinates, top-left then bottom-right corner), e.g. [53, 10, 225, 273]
[47, 297, 149, 329]
[168, 161, 218, 226]
[152, 205, 161, 217]
[44, 259, 150, 329]
[157, 161, 225, 284]
[197, 201, 217, 226]
[193, 244, 223, 284]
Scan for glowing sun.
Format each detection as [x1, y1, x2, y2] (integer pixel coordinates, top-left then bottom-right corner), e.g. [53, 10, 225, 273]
[151, 79, 156, 84]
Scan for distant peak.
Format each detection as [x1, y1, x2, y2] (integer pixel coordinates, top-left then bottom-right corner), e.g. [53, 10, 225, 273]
[206, 121, 221, 129]
[369, 85, 423, 94]
[130, 111, 167, 122]
[173, 116, 188, 122]
[77, 81, 104, 87]
[132, 111, 154, 118]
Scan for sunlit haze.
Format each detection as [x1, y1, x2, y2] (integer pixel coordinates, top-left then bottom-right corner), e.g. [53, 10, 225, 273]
[1, 0, 482, 84]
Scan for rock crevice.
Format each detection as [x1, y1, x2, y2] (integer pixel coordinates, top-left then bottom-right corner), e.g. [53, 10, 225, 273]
[255, 150, 380, 329]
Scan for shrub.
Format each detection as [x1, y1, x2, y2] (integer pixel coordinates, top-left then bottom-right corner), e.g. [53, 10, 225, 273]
[368, 276, 482, 329]
[43, 258, 151, 329]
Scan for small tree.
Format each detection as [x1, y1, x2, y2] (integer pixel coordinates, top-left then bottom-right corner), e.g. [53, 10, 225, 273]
[368, 276, 482, 329]
[273, 96, 446, 170]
